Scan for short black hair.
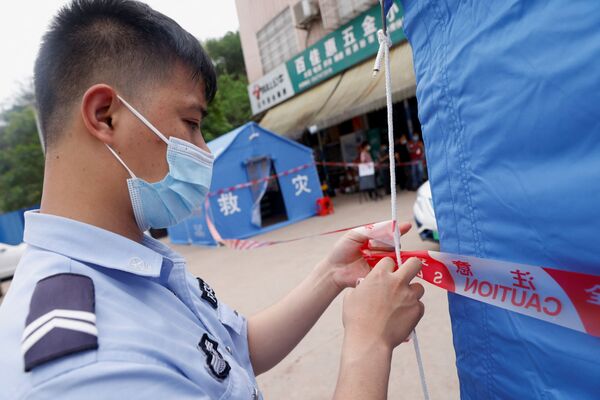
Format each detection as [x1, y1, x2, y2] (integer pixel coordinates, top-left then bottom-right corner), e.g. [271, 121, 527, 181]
[35, 0, 217, 148]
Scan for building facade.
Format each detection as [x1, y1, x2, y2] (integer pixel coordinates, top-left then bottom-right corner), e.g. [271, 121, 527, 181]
[235, 0, 424, 192]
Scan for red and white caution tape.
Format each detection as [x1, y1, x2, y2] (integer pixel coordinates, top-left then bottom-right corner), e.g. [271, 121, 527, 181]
[356, 221, 600, 337]
[205, 204, 370, 250]
[206, 160, 424, 197]
[206, 218, 600, 337]
[362, 248, 600, 337]
[208, 163, 313, 197]
[318, 160, 423, 168]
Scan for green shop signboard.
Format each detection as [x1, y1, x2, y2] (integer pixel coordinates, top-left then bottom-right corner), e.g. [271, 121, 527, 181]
[248, 3, 405, 115]
[285, 3, 405, 94]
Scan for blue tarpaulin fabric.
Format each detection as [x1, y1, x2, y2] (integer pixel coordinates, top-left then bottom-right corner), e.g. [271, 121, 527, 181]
[0, 207, 36, 245]
[400, 0, 600, 398]
[383, 0, 396, 16]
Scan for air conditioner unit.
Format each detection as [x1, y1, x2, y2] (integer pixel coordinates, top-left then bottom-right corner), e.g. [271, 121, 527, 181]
[293, 0, 320, 29]
[339, 0, 379, 24]
[320, 0, 378, 30]
[319, 0, 340, 30]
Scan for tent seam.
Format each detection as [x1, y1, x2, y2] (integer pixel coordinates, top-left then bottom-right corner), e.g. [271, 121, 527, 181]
[429, 0, 492, 397]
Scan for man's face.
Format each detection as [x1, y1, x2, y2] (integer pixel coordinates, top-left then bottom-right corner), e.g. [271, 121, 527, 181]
[114, 63, 209, 183]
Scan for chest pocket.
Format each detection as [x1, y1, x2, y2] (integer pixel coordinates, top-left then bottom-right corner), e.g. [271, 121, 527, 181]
[218, 303, 244, 336]
[192, 275, 245, 337]
[183, 275, 256, 399]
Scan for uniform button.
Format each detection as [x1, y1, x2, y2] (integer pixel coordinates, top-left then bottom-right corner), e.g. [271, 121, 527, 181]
[128, 257, 148, 271]
[225, 345, 232, 354]
[252, 387, 259, 400]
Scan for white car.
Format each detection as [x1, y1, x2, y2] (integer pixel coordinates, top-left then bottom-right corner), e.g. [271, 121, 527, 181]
[0, 243, 26, 293]
[413, 181, 439, 242]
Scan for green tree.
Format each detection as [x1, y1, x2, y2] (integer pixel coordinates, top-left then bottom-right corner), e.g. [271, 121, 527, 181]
[204, 31, 246, 77]
[218, 74, 252, 128]
[0, 106, 45, 212]
[201, 31, 252, 141]
[201, 90, 231, 142]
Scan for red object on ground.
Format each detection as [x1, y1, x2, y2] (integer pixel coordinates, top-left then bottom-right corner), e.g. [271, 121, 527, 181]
[316, 197, 334, 216]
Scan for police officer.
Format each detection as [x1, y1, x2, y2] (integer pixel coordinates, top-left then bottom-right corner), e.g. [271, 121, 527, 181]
[0, 1, 425, 399]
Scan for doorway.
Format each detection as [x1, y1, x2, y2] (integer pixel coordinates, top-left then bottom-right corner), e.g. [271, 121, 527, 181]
[245, 157, 288, 228]
[260, 160, 288, 227]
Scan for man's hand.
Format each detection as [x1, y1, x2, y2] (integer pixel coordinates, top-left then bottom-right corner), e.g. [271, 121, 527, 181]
[333, 257, 425, 400]
[319, 222, 412, 291]
[247, 222, 413, 377]
[343, 257, 424, 350]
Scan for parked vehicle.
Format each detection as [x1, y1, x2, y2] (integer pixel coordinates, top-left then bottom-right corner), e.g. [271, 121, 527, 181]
[413, 181, 438, 242]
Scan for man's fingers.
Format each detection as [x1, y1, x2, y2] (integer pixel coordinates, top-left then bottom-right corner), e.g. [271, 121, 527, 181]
[394, 257, 422, 282]
[349, 221, 411, 251]
[398, 222, 412, 236]
[373, 257, 396, 274]
[409, 282, 425, 300]
[366, 222, 412, 251]
[342, 229, 370, 246]
[368, 239, 393, 251]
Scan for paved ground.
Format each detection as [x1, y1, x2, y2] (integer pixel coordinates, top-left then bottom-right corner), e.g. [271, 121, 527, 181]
[174, 191, 459, 399]
[0, 190, 459, 399]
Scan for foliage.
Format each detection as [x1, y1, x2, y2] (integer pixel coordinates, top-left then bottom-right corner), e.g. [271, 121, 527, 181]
[202, 73, 252, 141]
[201, 31, 252, 141]
[203, 31, 246, 77]
[0, 105, 44, 212]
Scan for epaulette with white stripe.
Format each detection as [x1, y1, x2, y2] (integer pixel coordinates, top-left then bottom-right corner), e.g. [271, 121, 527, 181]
[23, 273, 98, 372]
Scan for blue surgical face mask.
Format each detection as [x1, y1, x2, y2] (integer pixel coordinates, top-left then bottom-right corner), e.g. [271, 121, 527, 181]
[106, 95, 213, 232]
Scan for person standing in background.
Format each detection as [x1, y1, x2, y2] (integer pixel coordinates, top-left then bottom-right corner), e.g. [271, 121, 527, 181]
[395, 135, 411, 190]
[378, 145, 391, 195]
[407, 133, 425, 190]
[358, 141, 378, 199]
[359, 141, 373, 164]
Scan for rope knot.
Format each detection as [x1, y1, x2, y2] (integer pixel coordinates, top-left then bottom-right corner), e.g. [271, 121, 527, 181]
[376, 29, 392, 48]
[372, 29, 392, 77]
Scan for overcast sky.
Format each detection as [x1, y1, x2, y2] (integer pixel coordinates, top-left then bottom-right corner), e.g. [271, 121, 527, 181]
[0, 0, 239, 108]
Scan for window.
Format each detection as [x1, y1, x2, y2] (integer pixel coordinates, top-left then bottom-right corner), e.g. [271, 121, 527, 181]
[257, 7, 299, 74]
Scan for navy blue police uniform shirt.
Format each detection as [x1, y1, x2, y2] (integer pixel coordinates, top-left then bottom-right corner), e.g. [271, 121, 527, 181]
[0, 211, 262, 399]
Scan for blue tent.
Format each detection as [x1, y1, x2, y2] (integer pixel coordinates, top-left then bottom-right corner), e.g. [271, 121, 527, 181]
[0, 206, 38, 245]
[0, 210, 26, 245]
[401, 0, 600, 398]
[168, 122, 322, 245]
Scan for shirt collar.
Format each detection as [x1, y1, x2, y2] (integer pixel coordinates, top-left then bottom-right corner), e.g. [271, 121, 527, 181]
[23, 211, 178, 277]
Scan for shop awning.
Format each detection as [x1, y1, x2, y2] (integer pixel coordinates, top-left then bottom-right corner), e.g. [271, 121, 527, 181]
[258, 74, 342, 137]
[260, 42, 416, 138]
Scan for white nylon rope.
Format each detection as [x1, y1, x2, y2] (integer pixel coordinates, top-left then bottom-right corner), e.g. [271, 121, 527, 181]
[374, 29, 430, 400]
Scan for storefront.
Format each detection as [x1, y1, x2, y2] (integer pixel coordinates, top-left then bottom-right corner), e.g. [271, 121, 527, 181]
[250, 3, 425, 194]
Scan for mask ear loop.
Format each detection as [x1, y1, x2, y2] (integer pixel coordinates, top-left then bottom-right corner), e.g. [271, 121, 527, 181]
[105, 144, 137, 179]
[116, 95, 169, 144]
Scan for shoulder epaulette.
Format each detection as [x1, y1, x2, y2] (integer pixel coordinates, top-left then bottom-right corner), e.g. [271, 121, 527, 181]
[22, 273, 98, 372]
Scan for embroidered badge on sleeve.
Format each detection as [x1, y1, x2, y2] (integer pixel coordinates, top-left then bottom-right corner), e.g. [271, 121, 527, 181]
[22, 273, 98, 372]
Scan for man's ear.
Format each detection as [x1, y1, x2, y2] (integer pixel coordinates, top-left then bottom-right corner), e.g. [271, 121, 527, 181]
[81, 84, 119, 145]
